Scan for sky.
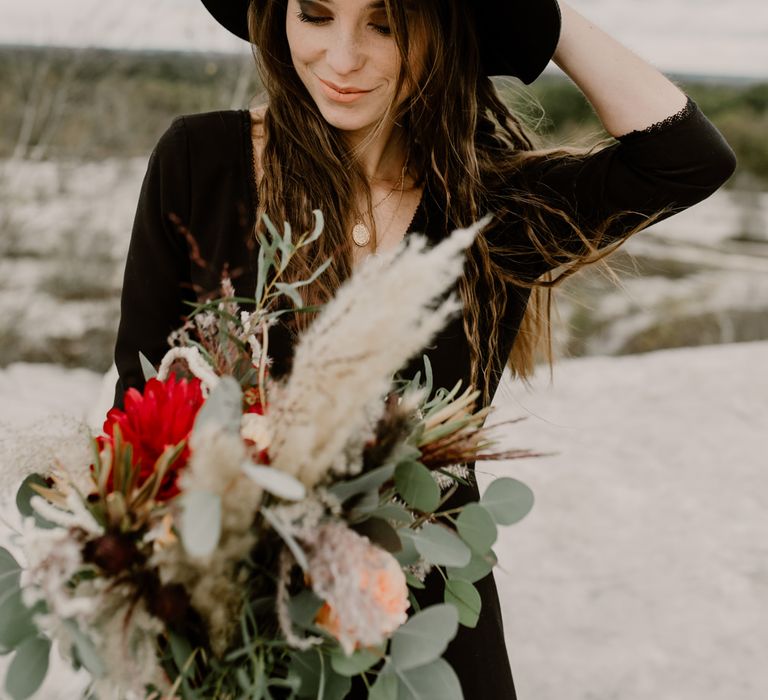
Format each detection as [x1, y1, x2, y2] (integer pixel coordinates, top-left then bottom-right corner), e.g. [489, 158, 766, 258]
[0, 0, 767, 79]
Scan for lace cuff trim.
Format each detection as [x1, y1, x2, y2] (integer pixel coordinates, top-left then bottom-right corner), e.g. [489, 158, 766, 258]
[617, 95, 696, 142]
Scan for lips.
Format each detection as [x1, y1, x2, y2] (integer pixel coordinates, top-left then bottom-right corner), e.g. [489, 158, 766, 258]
[317, 76, 374, 103]
[319, 78, 371, 94]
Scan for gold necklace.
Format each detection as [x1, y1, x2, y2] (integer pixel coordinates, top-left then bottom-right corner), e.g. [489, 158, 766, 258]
[352, 163, 407, 248]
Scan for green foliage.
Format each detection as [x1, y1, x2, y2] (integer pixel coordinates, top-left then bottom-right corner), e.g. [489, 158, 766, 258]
[0, 548, 22, 598]
[2, 45, 763, 186]
[389, 604, 459, 671]
[455, 503, 497, 553]
[394, 461, 441, 513]
[289, 648, 351, 699]
[0, 590, 38, 652]
[15, 474, 56, 530]
[139, 351, 158, 381]
[178, 490, 222, 558]
[289, 590, 324, 629]
[446, 548, 497, 584]
[328, 463, 396, 504]
[243, 463, 306, 501]
[395, 657, 463, 700]
[481, 477, 535, 526]
[330, 645, 383, 676]
[405, 523, 471, 568]
[444, 580, 482, 629]
[369, 667, 398, 699]
[0, 46, 263, 160]
[192, 375, 243, 436]
[4, 636, 50, 700]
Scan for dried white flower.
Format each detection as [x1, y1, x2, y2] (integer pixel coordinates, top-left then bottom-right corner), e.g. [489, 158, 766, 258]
[157, 346, 220, 395]
[267, 221, 485, 489]
[241, 412, 271, 451]
[404, 557, 434, 584]
[433, 463, 470, 491]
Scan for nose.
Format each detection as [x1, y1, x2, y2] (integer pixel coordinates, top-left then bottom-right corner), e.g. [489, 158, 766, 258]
[325, 26, 365, 76]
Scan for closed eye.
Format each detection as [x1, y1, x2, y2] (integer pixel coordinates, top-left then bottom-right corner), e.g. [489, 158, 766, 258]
[296, 11, 330, 25]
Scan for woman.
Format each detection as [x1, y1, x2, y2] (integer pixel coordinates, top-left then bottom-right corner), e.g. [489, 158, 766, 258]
[113, 0, 736, 696]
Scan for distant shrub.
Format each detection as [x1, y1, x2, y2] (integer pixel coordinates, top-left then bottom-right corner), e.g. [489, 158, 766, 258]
[1, 46, 765, 186]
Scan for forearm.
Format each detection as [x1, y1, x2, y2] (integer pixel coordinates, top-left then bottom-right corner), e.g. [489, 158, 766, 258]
[552, 1, 689, 137]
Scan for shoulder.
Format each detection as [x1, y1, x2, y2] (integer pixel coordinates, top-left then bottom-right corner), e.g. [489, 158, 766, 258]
[149, 109, 255, 201]
[156, 109, 250, 160]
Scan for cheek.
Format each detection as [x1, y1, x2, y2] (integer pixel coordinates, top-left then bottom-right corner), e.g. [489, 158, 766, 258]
[285, 11, 318, 69]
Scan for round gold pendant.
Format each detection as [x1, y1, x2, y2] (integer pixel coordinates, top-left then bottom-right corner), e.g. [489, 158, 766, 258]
[352, 221, 371, 247]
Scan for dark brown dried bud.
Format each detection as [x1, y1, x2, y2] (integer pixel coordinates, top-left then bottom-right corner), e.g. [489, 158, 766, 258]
[82, 533, 141, 576]
[148, 583, 191, 627]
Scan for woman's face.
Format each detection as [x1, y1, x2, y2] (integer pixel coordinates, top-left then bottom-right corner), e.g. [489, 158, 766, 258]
[285, 0, 423, 134]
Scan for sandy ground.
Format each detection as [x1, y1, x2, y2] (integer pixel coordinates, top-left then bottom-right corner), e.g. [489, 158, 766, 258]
[0, 342, 766, 699]
[481, 341, 767, 700]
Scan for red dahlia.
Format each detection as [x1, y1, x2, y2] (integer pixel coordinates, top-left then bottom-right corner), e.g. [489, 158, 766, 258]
[98, 375, 205, 501]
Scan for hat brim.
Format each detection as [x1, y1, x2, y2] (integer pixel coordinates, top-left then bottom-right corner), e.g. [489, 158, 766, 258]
[200, 0, 561, 84]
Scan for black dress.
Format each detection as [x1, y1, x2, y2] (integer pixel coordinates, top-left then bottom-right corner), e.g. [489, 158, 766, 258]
[112, 96, 735, 698]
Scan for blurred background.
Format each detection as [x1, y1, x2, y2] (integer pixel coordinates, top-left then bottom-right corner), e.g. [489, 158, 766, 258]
[0, 1, 765, 698]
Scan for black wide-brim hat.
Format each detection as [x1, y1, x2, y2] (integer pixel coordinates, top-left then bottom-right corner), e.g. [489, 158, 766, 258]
[200, 0, 561, 84]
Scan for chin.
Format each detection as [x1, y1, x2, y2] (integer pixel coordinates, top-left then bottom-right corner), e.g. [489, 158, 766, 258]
[314, 103, 383, 134]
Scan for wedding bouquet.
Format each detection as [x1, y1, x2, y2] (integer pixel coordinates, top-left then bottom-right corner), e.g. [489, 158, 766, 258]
[0, 213, 537, 700]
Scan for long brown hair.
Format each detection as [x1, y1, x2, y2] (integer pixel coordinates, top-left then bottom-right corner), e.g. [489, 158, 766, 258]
[247, 0, 663, 405]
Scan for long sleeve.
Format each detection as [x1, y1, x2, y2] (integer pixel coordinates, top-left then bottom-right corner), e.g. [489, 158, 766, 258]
[501, 95, 737, 280]
[113, 117, 194, 409]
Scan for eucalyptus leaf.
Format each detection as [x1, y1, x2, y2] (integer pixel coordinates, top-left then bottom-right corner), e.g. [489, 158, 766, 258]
[410, 523, 471, 568]
[480, 478, 534, 526]
[348, 489, 381, 520]
[289, 649, 321, 698]
[304, 209, 326, 245]
[289, 590, 324, 628]
[15, 475, 55, 530]
[4, 636, 50, 700]
[290, 649, 351, 700]
[444, 579, 482, 628]
[328, 464, 395, 503]
[349, 517, 401, 553]
[404, 572, 425, 590]
[389, 604, 459, 671]
[390, 444, 423, 465]
[192, 376, 243, 436]
[63, 620, 105, 678]
[242, 463, 306, 501]
[395, 657, 462, 700]
[368, 503, 413, 525]
[0, 548, 22, 597]
[274, 282, 304, 308]
[394, 461, 440, 513]
[0, 590, 37, 651]
[255, 243, 268, 303]
[292, 256, 333, 288]
[329, 645, 382, 676]
[260, 213, 282, 242]
[368, 666, 398, 700]
[179, 491, 222, 558]
[446, 548, 497, 584]
[138, 351, 158, 381]
[392, 528, 421, 567]
[455, 503, 497, 553]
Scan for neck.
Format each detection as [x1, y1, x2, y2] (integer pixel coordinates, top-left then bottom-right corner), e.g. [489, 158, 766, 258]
[342, 120, 409, 183]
